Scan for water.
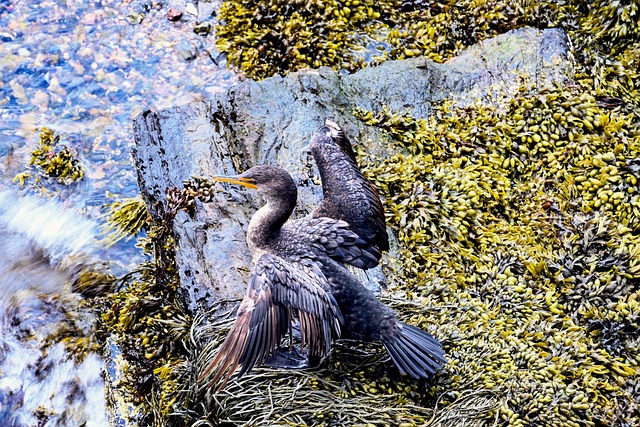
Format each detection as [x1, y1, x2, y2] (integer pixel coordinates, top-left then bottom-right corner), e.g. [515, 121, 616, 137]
[1, 0, 235, 204]
[0, 0, 237, 424]
[0, 190, 107, 426]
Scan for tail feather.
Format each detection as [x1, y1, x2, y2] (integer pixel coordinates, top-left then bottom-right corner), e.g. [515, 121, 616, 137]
[402, 324, 447, 365]
[383, 323, 446, 379]
[398, 335, 441, 374]
[384, 340, 418, 377]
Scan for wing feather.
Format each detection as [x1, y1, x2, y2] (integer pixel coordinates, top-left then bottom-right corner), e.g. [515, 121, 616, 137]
[199, 253, 342, 391]
[284, 217, 381, 269]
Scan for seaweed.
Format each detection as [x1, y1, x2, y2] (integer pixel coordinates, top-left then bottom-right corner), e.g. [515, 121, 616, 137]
[13, 127, 84, 188]
[354, 83, 640, 426]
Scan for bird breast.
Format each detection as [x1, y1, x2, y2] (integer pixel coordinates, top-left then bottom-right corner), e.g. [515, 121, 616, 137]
[246, 204, 275, 254]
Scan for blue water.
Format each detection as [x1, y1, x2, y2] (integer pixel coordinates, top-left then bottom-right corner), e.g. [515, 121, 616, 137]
[0, 0, 235, 209]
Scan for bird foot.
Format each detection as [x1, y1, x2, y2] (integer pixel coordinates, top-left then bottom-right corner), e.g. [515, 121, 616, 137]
[265, 347, 309, 369]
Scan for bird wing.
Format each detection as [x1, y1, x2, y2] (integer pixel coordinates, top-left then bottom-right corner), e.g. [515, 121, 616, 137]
[199, 253, 342, 391]
[310, 121, 389, 259]
[293, 217, 382, 270]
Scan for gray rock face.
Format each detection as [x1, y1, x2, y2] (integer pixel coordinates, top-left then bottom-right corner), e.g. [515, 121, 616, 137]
[132, 27, 573, 314]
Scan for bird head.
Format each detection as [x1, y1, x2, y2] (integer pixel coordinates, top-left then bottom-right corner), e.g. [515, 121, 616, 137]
[310, 120, 357, 164]
[310, 120, 342, 149]
[212, 165, 297, 203]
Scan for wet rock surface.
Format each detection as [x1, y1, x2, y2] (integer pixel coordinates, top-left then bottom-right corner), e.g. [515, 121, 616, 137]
[132, 27, 573, 314]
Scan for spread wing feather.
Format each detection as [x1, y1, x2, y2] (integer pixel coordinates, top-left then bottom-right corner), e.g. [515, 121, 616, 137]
[199, 253, 342, 391]
[310, 121, 389, 259]
[282, 217, 381, 269]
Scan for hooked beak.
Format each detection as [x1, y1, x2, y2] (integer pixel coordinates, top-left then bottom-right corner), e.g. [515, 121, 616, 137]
[212, 176, 258, 190]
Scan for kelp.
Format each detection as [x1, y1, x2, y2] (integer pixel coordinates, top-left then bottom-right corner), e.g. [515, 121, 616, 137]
[103, 1, 640, 425]
[214, 0, 639, 107]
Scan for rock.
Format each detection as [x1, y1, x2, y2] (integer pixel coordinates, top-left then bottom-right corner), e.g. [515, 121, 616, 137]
[176, 40, 197, 60]
[193, 22, 212, 35]
[196, 0, 217, 23]
[124, 12, 145, 25]
[185, 3, 197, 16]
[131, 0, 152, 13]
[167, 8, 183, 22]
[132, 27, 573, 315]
[345, 27, 572, 116]
[206, 49, 226, 66]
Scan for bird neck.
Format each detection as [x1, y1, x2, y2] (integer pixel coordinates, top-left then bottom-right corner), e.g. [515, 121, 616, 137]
[247, 195, 295, 251]
[314, 146, 347, 197]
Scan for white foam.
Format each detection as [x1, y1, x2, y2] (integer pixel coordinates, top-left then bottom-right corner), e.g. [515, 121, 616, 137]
[0, 190, 108, 427]
[0, 190, 97, 268]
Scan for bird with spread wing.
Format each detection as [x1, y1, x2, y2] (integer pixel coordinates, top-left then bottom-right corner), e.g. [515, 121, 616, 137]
[198, 120, 446, 391]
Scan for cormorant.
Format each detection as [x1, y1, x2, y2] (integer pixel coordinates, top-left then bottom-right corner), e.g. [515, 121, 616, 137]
[199, 121, 446, 391]
[310, 120, 389, 256]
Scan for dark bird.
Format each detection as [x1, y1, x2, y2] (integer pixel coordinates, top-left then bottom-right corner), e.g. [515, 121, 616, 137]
[311, 120, 389, 256]
[199, 122, 446, 391]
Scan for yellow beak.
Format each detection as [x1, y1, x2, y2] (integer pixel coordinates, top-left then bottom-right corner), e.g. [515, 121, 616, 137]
[212, 176, 258, 190]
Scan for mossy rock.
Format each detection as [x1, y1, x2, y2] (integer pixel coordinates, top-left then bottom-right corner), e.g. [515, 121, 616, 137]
[214, 0, 638, 106]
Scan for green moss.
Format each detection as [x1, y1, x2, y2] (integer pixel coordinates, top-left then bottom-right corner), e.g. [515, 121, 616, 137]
[572, 0, 640, 105]
[214, 0, 562, 79]
[144, 2, 640, 425]
[94, 190, 196, 425]
[37, 295, 104, 363]
[13, 127, 84, 187]
[102, 196, 152, 246]
[119, 91, 639, 425]
[30, 268, 114, 367]
[98, 252, 195, 424]
[215, 0, 401, 79]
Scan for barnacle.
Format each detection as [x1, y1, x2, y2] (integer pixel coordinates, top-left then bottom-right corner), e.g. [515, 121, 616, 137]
[182, 176, 217, 203]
